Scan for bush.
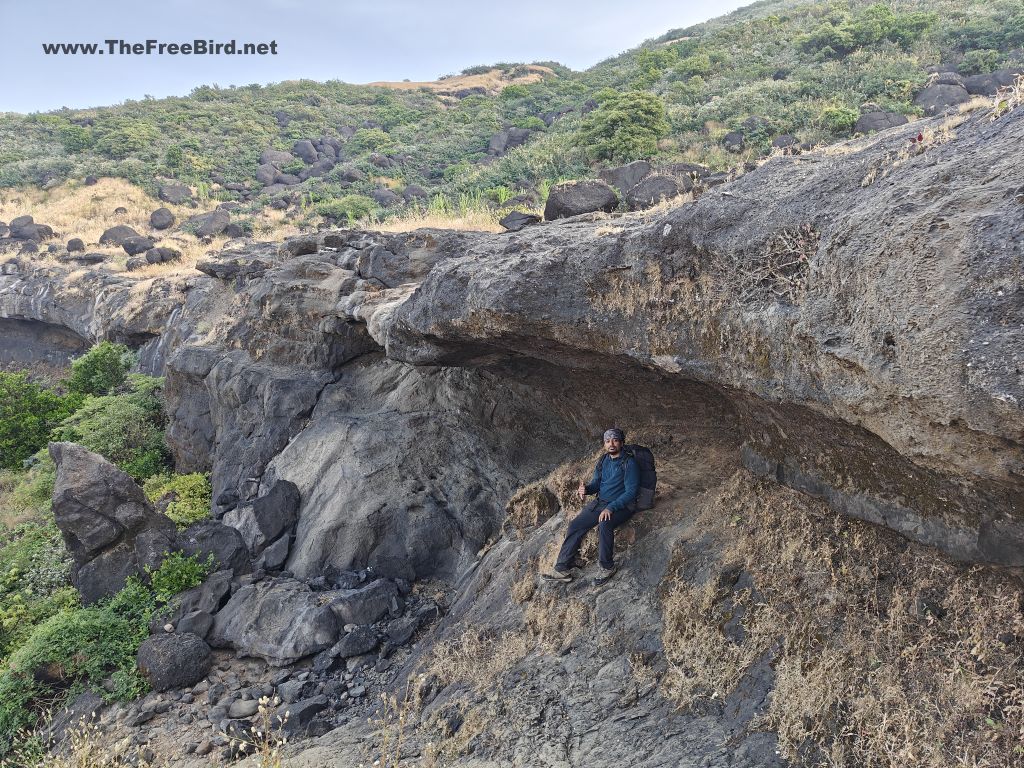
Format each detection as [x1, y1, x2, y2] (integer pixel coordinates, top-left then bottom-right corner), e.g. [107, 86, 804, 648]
[66, 341, 134, 397]
[0, 373, 79, 471]
[315, 194, 376, 224]
[819, 105, 860, 135]
[51, 374, 171, 482]
[146, 551, 214, 605]
[143, 473, 212, 529]
[959, 48, 1001, 74]
[347, 128, 396, 155]
[575, 90, 670, 162]
[0, 578, 155, 749]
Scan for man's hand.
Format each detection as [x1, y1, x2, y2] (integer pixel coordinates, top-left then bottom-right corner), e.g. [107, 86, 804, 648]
[576, 482, 586, 501]
[599, 508, 612, 522]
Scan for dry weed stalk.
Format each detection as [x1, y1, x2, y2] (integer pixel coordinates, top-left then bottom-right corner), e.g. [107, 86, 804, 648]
[2, 716, 163, 768]
[661, 471, 1024, 768]
[717, 224, 819, 307]
[991, 74, 1024, 120]
[224, 695, 289, 766]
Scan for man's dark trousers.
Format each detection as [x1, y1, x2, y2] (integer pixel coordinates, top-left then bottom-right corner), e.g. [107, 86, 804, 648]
[555, 498, 636, 571]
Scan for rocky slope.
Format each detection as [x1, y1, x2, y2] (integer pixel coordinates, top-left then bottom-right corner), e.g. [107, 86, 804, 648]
[1, 103, 1022, 765]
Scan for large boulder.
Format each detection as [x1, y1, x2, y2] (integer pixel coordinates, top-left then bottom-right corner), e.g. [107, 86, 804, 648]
[221, 480, 300, 555]
[260, 148, 295, 167]
[855, 111, 910, 134]
[184, 209, 230, 238]
[723, 131, 745, 153]
[499, 211, 541, 232]
[98, 225, 140, 246]
[49, 443, 177, 604]
[914, 83, 971, 115]
[149, 208, 175, 230]
[158, 183, 192, 205]
[292, 140, 319, 164]
[208, 578, 338, 665]
[371, 188, 402, 208]
[598, 160, 653, 194]
[625, 175, 685, 211]
[327, 578, 398, 626]
[487, 127, 532, 155]
[136, 632, 212, 691]
[176, 521, 251, 574]
[150, 569, 232, 636]
[10, 222, 54, 241]
[121, 235, 155, 256]
[543, 180, 618, 221]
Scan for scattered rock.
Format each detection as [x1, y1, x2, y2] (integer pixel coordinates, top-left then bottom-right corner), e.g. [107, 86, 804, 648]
[150, 208, 175, 230]
[280, 696, 329, 737]
[122, 236, 155, 256]
[136, 632, 212, 692]
[914, 82, 971, 115]
[98, 225, 140, 246]
[499, 211, 541, 232]
[184, 209, 230, 238]
[208, 579, 338, 665]
[543, 180, 618, 221]
[159, 183, 192, 205]
[66, 238, 84, 252]
[855, 111, 909, 134]
[723, 131, 745, 153]
[625, 175, 684, 211]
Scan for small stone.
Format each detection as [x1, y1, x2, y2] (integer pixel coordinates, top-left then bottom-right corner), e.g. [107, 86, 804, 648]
[228, 699, 260, 719]
[195, 740, 212, 756]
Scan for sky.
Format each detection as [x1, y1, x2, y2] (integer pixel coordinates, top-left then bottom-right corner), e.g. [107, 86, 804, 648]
[0, 0, 749, 114]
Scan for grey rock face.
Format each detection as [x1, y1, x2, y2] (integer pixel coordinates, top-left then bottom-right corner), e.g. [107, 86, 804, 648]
[260, 148, 295, 166]
[222, 480, 300, 555]
[49, 443, 177, 604]
[150, 569, 233, 634]
[209, 579, 338, 665]
[543, 180, 618, 220]
[292, 140, 319, 164]
[176, 521, 251, 575]
[332, 625, 379, 658]
[598, 160, 653, 195]
[184, 209, 230, 238]
[914, 83, 971, 115]
[279, 695, 328, 737]
[136, 632, 212, 691]
[327, 579, 398, 626]
[723, 131, 745, 152]
[625, 175, 684, 211]
[158, 183, 192, 205]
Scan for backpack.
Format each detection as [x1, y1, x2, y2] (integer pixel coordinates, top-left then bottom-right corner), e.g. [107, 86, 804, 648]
[599, 444, 657, 511]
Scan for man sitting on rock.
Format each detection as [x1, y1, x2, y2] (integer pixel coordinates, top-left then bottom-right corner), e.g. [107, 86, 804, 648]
[543, 428, 639, 585]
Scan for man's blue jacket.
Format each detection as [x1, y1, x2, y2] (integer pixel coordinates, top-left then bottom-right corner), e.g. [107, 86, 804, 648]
[584, 452, 639, 513]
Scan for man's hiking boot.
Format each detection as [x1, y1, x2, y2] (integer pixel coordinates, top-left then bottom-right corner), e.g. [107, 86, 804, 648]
[542, 568, 573, 583]
[594, 565, 617, 585]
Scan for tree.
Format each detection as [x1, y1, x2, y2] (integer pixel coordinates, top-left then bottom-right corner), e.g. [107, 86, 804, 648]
[575, 91, 670, 163]
[0, 373, 76, 470]
[66, 341, 133, 397]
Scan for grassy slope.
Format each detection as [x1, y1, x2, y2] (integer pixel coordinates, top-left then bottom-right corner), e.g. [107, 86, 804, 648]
[0, 0, 1021, 215]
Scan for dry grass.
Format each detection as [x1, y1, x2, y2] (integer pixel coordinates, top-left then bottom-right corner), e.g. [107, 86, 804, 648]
[2, 717, 164, 768]
[369, 208, 506, 234]
[365, 65, 553, 96]
[421, 627, 532, 694]
[661, 470, 1024, 768]
[0, 178, 307, 278]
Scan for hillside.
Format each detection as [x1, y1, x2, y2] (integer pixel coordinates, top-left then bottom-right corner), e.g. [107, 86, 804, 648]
[1, 0, 1022, 235]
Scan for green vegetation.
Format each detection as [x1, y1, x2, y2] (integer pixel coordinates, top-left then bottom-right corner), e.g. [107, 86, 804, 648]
[0, 374, 77, 471]
[52, 374, 171, 482]
[1, 0, 1020, 212]
[66, 341, 133, 397]
[0, 548, 214, 749]
[143, 472, 212, 529]
[575, 90, 671, 162]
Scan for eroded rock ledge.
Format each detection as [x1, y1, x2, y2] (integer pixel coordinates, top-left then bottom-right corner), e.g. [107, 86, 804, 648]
[1, 107, 1021, 571]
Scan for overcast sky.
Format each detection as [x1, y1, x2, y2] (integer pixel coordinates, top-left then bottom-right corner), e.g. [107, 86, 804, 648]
[0, 0, 748, 114]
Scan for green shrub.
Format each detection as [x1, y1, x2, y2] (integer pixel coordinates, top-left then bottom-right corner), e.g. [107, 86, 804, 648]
[66, 341, 134, 397]
[94, 122, 161, 160]
[57, 124, 93, 152]
[0, 373, 79, 471]
[146, 551, 214, 605]
[674, 53, 713, 80]
[51, 374, 171, 482]
[819, 105, 860, 135]
[575, 90, 670, 162]
[0, 521, 76, 661]
[143, 473, 212, 529]
[959, 48, 1002, 74]
[347, 128, 396, 155]
[315, 194, 376, 224]
[0, 578, 155, 749]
